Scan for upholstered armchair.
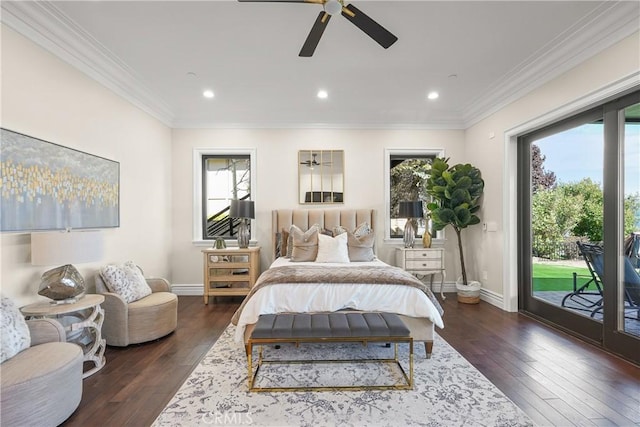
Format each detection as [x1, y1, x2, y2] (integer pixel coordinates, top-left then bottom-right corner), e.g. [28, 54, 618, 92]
[95, 272, 178, 347]
[1, 318, 83, 427]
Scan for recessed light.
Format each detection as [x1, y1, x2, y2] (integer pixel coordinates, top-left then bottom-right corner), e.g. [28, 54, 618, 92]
[203, 90, 214, 99]
[427, 91, 439, 100]
[317, 90, 328, 99]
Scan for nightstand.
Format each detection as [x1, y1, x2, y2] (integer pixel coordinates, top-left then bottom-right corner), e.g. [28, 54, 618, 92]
[202, 246, 261, 304]
[20, 294, 106, 378]
[396, 247, 446, 300]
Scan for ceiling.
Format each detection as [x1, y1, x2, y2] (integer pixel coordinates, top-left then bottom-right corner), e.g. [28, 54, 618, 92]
[2, 1, 639, 129]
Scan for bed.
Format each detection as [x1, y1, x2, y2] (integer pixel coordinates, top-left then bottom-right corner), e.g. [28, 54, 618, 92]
[231, 208, 444, 357]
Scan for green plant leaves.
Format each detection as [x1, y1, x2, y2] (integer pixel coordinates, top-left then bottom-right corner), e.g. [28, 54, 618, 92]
[425, 157, 484, 230]
[424, 156, 484, 287]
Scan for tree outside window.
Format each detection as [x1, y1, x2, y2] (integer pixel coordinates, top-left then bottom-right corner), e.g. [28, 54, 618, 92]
[389, 154, 435, 239]
[202, 155, 251, 240]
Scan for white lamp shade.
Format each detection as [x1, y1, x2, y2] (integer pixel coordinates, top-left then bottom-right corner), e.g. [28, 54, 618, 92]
[31, 230, 104, 266]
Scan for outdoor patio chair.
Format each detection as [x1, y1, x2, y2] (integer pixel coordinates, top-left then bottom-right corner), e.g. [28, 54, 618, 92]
[624, 232, 640, 268]
[565, 242, 640, 320]
[561, 242, 604, 312]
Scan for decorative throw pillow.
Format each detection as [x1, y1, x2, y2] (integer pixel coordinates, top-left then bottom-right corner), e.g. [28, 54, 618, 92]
[332, 225, 348, 236]
[1, 296, 31, 363]
[282, 228, 292, 258]
[275, 232, 283, 258]
[320, 228, 334, 237]
[333, 222, 371, 237]
[347, 231, 376, 262]
[290, 224, 319, 262]
[353, 221, 372, 237]
[100, 261, 152, 303]
[316, 232, 350, 263]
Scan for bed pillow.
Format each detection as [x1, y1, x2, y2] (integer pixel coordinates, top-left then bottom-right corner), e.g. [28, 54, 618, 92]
[333, 221, 371, 238]
[1, 296, 31, 363]
[290, 225, 319, 262]
[275, 231, 284, 258]
[100, 261, 152, 303]
[331, 221, 375, 261]
[353, 221, 373, 237]
[315, 232, 350, 263]
[347, 232, 376, 262]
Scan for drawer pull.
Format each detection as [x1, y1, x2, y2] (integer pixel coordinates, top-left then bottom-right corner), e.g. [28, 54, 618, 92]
[422, 253, 427, 257]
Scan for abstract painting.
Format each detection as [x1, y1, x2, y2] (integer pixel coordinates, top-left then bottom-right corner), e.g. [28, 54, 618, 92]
[1, 128, 119, 232]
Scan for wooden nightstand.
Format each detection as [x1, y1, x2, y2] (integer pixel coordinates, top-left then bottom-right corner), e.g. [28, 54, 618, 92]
[202, 246, 260, 304]
[396, 247, 446, 300]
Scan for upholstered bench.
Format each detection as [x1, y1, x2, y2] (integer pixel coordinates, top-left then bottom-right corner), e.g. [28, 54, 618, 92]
[247, 312, 413, 392]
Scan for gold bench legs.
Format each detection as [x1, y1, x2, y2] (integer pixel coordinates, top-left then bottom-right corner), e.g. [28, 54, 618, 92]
[247, 338, 413, 392]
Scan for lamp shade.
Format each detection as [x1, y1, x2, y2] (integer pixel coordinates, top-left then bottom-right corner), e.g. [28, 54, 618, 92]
[398, 201, 423, 219]
[31, 230, 104, 266]
[230, 200, 255, 219]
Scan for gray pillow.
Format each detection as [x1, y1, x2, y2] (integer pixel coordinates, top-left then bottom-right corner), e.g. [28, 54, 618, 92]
[347, 232, 375, 262]
[290, 225, 319, 262]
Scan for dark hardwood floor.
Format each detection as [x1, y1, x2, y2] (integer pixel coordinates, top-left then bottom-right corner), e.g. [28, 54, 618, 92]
[62, 295, 640, 427]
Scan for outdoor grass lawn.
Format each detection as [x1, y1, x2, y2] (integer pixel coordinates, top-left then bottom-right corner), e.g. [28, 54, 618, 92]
[532, 263, 592, 291]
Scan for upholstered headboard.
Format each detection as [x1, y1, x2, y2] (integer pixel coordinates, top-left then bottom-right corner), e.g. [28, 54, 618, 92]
[272, 209, 376, 258]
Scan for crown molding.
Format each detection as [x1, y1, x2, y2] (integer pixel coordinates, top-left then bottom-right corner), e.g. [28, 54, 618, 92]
[462, 0, 640, 129]
[3, 1, 637, 131]
[1, 1, 175, 127]
[170, 119, 466, 130]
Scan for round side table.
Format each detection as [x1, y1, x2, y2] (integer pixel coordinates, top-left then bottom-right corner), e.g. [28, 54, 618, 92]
[21, 294, 106, 378]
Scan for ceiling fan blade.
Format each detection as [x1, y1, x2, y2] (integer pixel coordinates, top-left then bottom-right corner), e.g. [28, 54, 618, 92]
[299, 11, 331, 57]
[341, 3, 397, 49]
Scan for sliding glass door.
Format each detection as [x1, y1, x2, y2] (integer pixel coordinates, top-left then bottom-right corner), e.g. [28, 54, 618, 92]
[519, 91, 640, 363]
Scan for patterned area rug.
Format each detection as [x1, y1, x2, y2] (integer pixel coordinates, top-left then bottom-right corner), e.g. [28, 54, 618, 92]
[153, 325, 534, 427]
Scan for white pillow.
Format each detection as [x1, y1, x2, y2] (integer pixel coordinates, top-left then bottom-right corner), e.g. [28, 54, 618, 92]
[100, 261, 152, 303]
[315, 232, 350, 263]
[1, 296, 31, 363]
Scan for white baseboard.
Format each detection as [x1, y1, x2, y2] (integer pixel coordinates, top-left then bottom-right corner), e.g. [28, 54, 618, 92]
[171, 282, 506, 310]
[480, 287, 504, 309]
[172, 284, 203, 296]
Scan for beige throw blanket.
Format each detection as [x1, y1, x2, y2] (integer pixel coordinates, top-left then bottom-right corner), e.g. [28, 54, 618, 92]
[231, 264, 444, 325]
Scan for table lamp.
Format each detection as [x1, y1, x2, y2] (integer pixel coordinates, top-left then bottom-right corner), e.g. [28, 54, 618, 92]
[230, 200, 255, 249]
[31, 230, 104, 304]
[399, 201, 423, 248]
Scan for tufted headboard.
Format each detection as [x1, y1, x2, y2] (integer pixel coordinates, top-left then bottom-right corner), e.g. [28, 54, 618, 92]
[272, 209, 376, 258]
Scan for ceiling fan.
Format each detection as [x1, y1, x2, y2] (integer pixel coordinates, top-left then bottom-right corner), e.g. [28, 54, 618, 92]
[238, 0, 398, 57]
[300, 153, 331, 167]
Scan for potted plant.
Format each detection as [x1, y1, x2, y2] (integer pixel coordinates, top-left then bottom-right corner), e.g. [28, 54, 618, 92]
[426, 158, 484, 300]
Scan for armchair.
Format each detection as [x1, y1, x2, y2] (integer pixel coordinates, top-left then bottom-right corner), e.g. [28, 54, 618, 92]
[95, 273, 178, 346]
[1, 318, 83, 427]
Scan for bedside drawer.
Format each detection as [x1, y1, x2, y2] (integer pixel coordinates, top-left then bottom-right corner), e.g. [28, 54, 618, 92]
[405, 250, 442, 260]
[406, 260, 442, 270]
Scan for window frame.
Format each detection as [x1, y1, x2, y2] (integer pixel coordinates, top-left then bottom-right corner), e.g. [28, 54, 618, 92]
[384, 147, 446, 243]
[192, 147, 257, 245]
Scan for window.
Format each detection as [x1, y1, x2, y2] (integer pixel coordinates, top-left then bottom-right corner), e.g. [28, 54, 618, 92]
[193, 148, 256, 243]
[384, 148, 444, 241]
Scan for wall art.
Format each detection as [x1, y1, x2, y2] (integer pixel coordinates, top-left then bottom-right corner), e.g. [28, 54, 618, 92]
[1, 128, 119, 232]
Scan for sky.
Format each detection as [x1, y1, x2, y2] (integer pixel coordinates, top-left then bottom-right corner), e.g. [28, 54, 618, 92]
[535, 123, 640, 196]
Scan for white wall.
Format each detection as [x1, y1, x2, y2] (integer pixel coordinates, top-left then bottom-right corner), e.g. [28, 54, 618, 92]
[0, 25, 173, 307]
[3, 21, 636, 310]
[171, 128, 465, 286]
[464, 31, 640, 309]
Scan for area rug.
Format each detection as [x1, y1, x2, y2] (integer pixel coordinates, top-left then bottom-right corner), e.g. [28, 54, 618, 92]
[153, 325, 534, 427]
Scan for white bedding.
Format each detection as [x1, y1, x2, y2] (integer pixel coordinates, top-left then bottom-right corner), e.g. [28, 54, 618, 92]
[234, 257, 444, 343]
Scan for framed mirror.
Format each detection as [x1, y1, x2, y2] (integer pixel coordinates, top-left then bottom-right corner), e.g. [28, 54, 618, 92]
[298, 150, 344, 204]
